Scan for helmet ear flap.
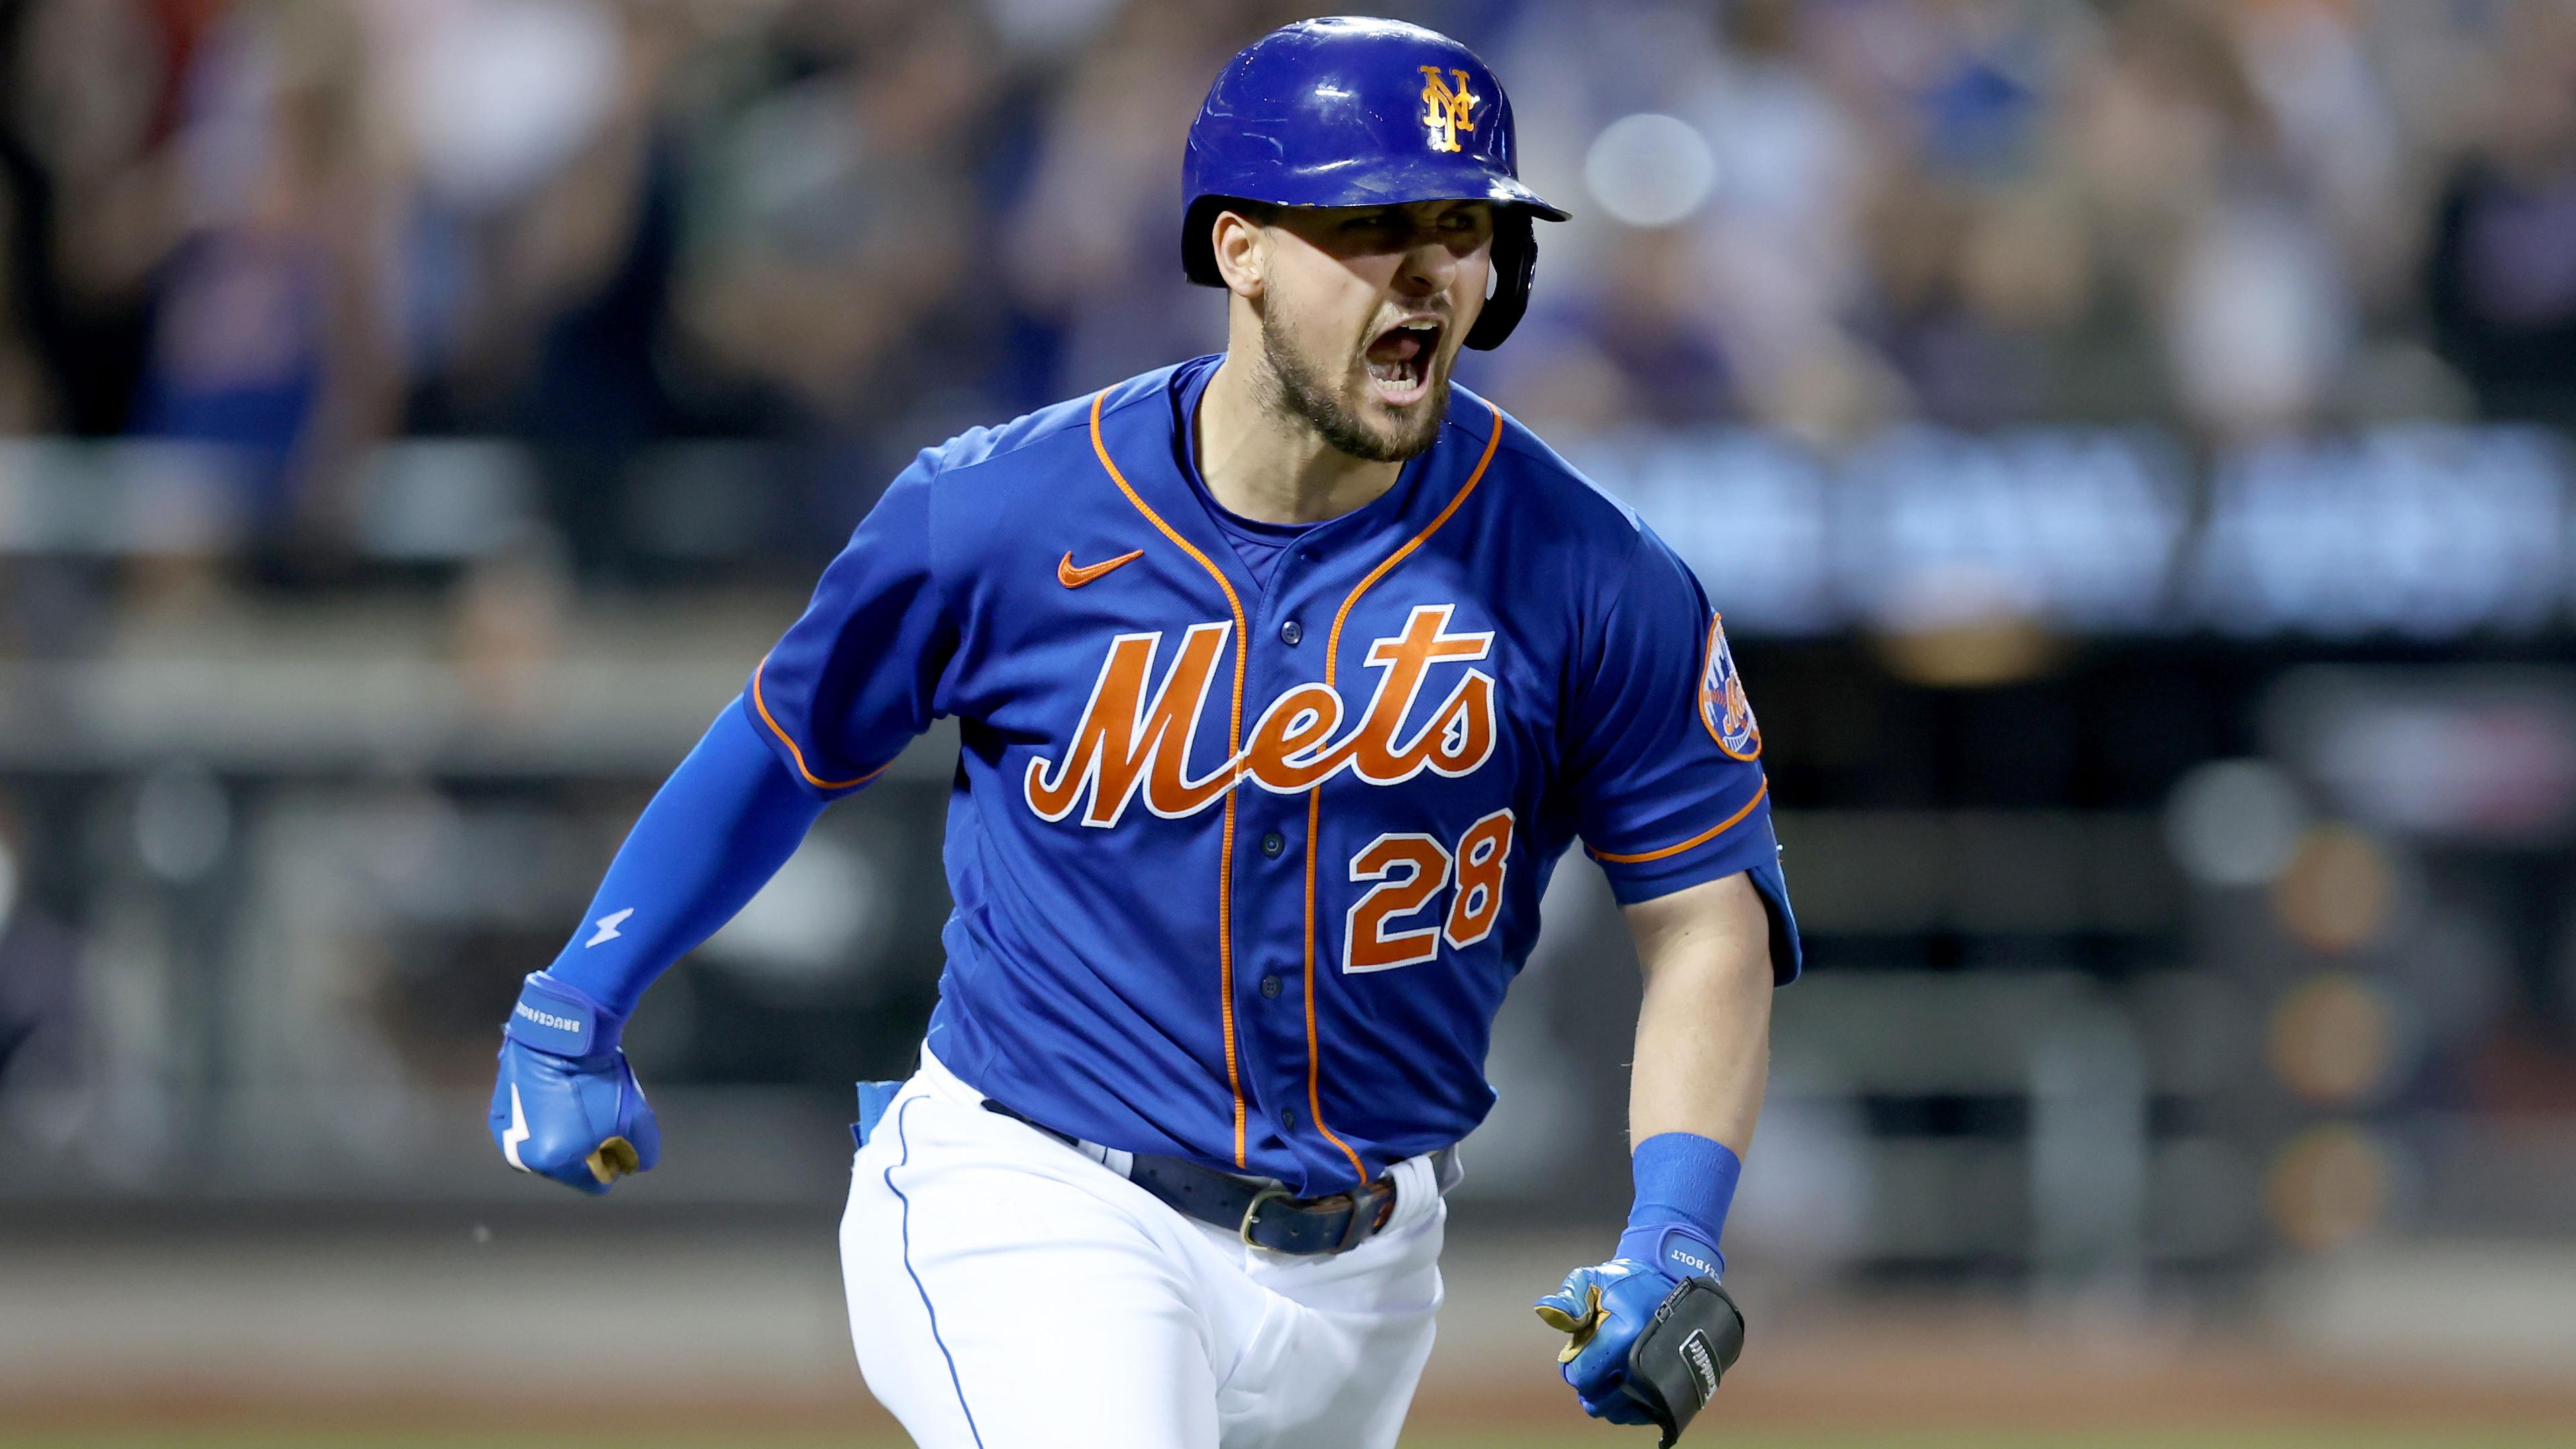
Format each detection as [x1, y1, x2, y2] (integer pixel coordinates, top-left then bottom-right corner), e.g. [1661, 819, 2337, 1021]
[1462, 211, 1536, 351]
[1182, 196, 1230, 288]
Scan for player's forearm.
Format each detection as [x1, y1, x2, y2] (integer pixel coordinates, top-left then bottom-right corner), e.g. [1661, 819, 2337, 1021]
[1600, 870, 1774, 1277]
[1626, 871, 1774, 1154]
[537, 701, 828, 1018]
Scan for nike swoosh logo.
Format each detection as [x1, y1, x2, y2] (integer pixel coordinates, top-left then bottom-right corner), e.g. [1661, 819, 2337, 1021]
[1059, 549, 1144, 588]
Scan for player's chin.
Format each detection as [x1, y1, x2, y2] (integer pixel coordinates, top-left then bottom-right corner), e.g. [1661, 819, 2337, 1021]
[1348, 397, 1445, 461]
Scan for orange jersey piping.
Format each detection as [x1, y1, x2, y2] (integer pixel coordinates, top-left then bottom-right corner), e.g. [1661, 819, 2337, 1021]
[750, 657, 894, 792]
[1304, 400, 1506, 1186]
[1087, 390, 1252, 1167]
[1589, 779, 1770, 865]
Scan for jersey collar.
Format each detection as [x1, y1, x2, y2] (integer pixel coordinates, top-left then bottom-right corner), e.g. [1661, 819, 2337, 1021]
[1097, 352, 1485, 603]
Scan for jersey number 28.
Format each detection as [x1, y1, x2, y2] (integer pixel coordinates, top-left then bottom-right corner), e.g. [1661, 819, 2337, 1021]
[1342, 809, 1514, 973]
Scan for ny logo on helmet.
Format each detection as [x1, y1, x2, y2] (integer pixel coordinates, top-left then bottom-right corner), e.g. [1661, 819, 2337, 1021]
[1419, 66, 1478, 153]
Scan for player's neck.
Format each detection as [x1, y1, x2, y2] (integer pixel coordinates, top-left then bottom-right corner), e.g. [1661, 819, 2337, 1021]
[1197, 350, 1406, 526]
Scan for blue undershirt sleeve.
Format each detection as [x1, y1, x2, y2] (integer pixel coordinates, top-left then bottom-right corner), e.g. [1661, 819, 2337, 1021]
[537, 700, 830, 1019]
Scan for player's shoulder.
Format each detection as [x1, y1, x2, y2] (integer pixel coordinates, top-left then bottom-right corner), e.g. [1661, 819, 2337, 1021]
[909, 364, 1183, 491]
[1448, 386, 1650, 555]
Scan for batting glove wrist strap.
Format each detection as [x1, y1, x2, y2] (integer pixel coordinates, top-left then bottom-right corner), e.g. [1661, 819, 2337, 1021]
[504, 971, 626, 1063]
[1616, 1222, 1726, 1283]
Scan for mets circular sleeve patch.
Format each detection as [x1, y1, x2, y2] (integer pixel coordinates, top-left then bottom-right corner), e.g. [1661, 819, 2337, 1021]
[1698, 614, 1760, 761]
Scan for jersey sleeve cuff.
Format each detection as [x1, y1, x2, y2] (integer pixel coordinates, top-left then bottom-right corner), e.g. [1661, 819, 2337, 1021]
[1589, 806, 1801, 983]
[737, 679, 892, 798]
[1588, 782, 1777, 901]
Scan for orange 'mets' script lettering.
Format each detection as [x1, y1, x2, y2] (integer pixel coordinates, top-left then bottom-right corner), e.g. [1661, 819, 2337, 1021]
[1026, 624, 1238, 827]
[1025, 605, 1500, 826]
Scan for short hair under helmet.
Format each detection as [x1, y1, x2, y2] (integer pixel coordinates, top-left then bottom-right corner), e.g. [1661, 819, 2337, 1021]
[1182, 16, 1569, 351]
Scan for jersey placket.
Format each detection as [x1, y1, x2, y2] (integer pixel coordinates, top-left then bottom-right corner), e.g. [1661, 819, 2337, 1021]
[1228, 537, 1344, 1189]
[1221, 409, 1505, 1195]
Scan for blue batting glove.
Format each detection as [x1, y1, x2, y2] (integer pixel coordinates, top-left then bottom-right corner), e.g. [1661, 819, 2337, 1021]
[1534, 1225, 1725, 1425]
[487, 972, 660, 1195]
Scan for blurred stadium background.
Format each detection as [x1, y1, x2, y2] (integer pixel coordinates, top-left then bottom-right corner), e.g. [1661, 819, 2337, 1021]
[3, 0, 2575, 1444]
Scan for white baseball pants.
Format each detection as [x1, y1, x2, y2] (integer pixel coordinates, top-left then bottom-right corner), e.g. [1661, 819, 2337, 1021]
[840, 1050, 1448, 1449]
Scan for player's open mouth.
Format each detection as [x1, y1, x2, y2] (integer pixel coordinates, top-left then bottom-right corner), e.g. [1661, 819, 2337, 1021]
[1364, 317, 1442, 405]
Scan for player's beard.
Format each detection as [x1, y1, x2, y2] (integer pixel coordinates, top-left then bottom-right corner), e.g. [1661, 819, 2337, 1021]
[1257, 306, 1449, 464]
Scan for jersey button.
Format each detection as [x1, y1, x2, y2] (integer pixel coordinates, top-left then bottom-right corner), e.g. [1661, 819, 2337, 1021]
[1280, 1107, 1300, 1130]
[1279, 619, 1303, 645]
[1259, 974, 1282, 999]
[1260, 831, 1285, 858]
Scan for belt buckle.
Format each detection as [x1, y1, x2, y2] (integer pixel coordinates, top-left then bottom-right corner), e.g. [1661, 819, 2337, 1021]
[1339, 1180, 1393, 1252]
[1238, 1183, 1293, 1247]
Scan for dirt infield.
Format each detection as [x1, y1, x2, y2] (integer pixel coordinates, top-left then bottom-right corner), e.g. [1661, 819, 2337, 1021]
[1418, 1320, 2576, 1436]
[9, 1320, 2571, 1444]
[7, 1226, 2569, 1443]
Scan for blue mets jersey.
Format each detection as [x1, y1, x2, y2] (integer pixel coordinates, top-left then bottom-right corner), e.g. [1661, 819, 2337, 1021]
[749, 356, 1798, 1195]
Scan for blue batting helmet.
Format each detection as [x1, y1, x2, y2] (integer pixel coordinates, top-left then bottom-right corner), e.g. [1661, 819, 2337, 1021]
[1183, 16, 1568, 351]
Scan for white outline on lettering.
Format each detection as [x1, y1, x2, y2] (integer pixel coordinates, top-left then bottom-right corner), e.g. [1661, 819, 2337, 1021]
[1344, 832, 1453, 973]
[1237, 682, 1347, 792]
[1442, 808, 1515, 949]
[1024, 623, 1235, 828]
[1343, 606, 1495, 786]
[1023, 604, 1505, 825]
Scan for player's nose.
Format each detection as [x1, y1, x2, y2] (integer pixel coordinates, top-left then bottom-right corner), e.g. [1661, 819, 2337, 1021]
[1392, 236, 1458, 299]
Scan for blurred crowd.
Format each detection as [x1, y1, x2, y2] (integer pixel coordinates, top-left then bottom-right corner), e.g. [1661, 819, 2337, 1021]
[2, 0, 2573, 539]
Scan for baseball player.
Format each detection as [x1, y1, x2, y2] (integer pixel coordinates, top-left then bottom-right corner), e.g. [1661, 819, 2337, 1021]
[488, 16, 1797, 1448]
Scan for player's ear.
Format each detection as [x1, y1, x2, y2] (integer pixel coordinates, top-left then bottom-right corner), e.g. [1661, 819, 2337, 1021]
[1211, 207, 1267, 299]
